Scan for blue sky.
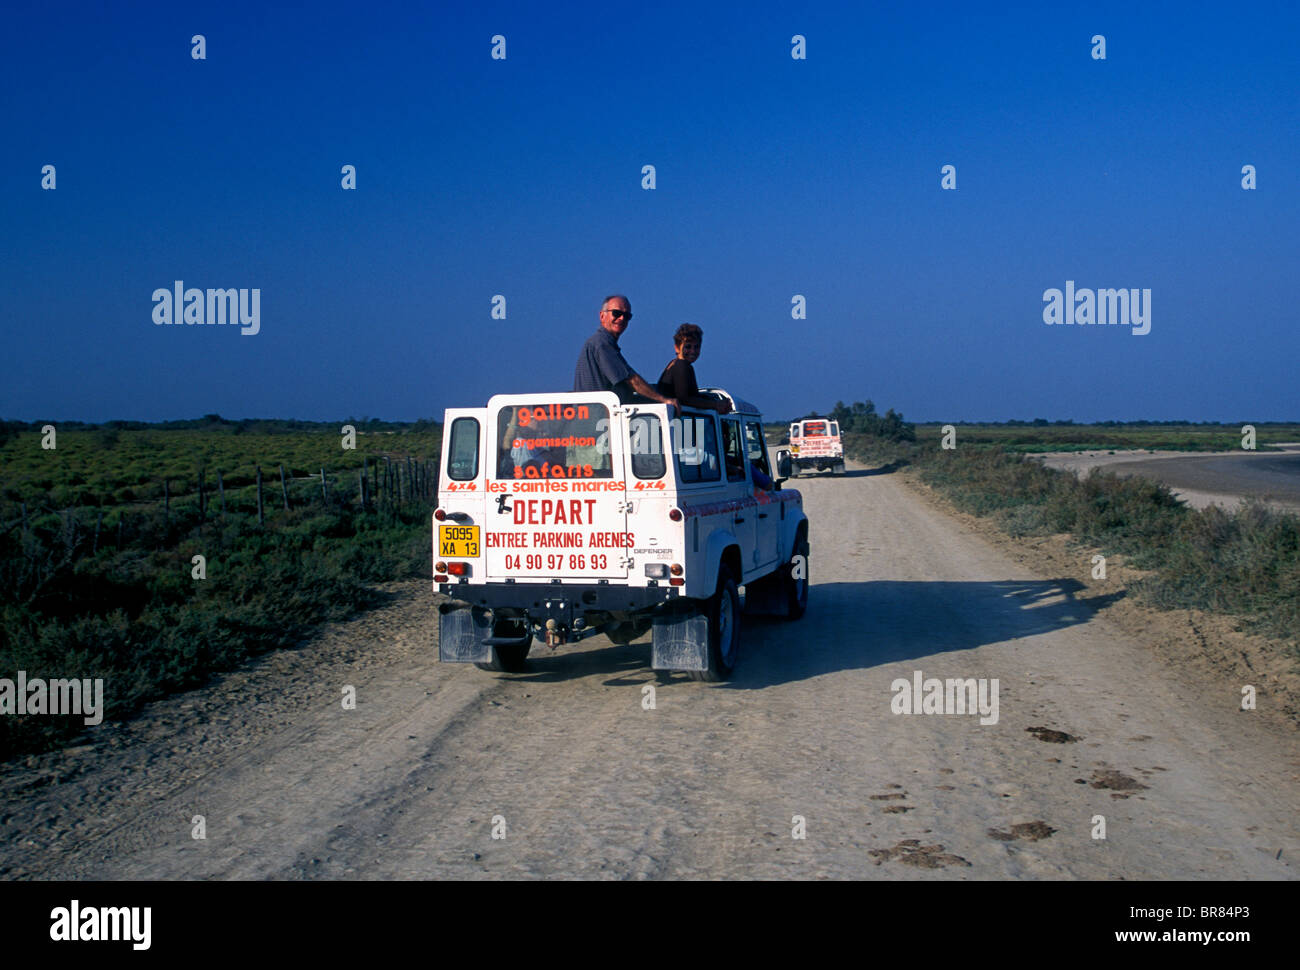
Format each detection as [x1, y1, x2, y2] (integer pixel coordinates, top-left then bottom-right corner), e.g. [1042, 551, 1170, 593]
[2, 0, 1296, 423]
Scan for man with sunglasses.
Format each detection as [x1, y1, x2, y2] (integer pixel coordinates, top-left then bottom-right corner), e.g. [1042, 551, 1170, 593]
[573, 294, 678, 408]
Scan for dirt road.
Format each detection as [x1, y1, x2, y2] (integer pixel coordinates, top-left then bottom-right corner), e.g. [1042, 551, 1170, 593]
[2, 462, 1296, 879]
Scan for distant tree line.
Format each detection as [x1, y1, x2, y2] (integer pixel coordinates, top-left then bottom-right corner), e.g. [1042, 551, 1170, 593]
[0, 414, 442, 442]
[825, 400, 917, 442]
[925, 419, 1287, 427]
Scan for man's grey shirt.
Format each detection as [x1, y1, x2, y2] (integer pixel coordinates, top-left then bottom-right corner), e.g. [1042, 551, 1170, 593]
[573, 327, 635, 398]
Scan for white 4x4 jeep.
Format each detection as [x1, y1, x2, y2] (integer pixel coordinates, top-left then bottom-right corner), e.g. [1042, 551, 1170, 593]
[434, 389, 809, 680]
[781, 418, 845, 476]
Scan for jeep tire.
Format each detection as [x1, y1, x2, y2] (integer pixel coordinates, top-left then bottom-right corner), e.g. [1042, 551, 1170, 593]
[690, 565, 741, 682]
[783, 527, 810, 619]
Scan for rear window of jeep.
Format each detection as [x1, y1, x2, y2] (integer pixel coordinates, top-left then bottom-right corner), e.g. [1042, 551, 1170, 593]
[803, 422, 828, 436]
[447, 417, 480, 481]
[496, 402, 612, 480]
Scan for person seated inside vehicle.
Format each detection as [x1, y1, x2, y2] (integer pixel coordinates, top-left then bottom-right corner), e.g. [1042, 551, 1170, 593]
[742, 420, 775, 491]
[657, 324, 732, 414]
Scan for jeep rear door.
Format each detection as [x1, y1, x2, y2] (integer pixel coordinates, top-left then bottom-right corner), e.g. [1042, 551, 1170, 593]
[482, 394, 630, 581]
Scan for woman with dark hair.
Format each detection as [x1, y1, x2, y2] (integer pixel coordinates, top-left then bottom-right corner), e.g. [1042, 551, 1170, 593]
[656, 323, 732, 414]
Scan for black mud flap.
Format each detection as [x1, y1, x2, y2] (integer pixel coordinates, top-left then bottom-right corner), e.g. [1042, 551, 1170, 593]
[742, 573, 790, 617]
[439, 604, 494, 663]
[651, 610, 709, 671]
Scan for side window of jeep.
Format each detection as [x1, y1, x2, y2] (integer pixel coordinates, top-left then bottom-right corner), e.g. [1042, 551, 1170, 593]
[743, 421, 771, 477]
[675, 411, 721, 484]
[721, 418, 746, 482]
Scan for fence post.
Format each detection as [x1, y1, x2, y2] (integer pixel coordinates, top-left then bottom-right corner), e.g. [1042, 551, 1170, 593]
[164, 479, 170, 519]
[280, 464, 290, 511]
[198, 472, 206, 522]
[256, 466, 264, 525]
[94, 510, 102, 554]
[320, 467, 328, 504]
[217, 470, 226, 515]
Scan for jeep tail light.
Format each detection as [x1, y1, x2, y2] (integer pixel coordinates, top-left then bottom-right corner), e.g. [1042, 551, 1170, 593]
[644, 564, 668, 579]
[669, 576, 685, 586]
[670, 563, 683, 576]
[668, 507, 683, 521]
[435, 509, 447, 521]
[434, 574, 448, 583]
[435, 561, 447, 572]
[446, 562, 470, 577]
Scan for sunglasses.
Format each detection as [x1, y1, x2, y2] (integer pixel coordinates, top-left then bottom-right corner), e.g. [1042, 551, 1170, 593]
[604, 308, 632, 320]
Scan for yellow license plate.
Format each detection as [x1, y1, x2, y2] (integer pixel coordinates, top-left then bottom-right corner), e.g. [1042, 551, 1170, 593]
[438, 525, 480, 557]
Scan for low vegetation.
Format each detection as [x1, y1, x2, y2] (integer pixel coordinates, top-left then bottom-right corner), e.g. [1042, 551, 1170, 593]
[0, 420, 440, 761]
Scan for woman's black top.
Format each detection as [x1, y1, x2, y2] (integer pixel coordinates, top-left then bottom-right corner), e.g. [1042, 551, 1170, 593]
[656, 357, 699, 402]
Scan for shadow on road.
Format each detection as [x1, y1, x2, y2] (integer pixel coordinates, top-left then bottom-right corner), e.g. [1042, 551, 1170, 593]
[724, 578, 1123, 689]
[788, 462, 906, 481]
[488, 577, 1123, 688]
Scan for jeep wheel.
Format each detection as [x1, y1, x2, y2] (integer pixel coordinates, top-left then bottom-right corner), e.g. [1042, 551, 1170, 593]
[783, 528, 809, 620]
[690, 566, 741, 682]
[475, 619, 531, 672]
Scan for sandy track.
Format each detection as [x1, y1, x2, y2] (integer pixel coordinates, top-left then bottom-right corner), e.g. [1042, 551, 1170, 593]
[1, 462, 1296, 879]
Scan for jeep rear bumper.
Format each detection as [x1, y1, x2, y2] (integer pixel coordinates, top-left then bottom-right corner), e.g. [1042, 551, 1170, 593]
[438, 581, 680, 612]
[437, 583, 693, 666]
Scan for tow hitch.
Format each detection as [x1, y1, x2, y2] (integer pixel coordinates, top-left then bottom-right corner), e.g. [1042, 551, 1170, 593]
[544, 619, 567, 648]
